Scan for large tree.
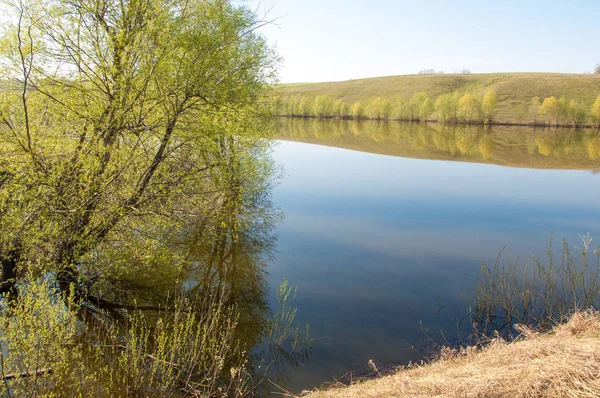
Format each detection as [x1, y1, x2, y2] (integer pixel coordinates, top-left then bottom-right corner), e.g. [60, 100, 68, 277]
[0, 0, 277, 306]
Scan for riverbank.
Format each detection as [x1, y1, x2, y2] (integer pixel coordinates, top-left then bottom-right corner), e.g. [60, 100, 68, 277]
[278, 114, 600, 129]
[302, 311, 600, 397]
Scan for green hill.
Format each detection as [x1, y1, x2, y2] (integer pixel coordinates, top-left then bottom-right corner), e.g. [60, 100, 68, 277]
[279, 73, 600, 124]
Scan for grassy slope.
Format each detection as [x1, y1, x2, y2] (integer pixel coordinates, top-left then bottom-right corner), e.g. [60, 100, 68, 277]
[305, 311, 600, 398]
[280, 73, 600, 123]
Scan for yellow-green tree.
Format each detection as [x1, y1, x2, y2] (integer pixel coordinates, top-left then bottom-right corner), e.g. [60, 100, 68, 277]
[351, 102, 364, 120]
[393, 97, 409, 120]
[435, 93, 458, 123]
[299, 96, 311, 118]
[419, 98, 434, 122]
[286, 96, 299, 116]
[339, 102, 349, 118]
[0, 0, 282, 394]
[458, 93, 480, 122]
[332, 99, 344, 117]
[409, 92, 430, 120]
[368, 97, 392, 120]
[539, 96, 559, 125]
[590, 95, 600, 128]
[313, 95, 333, 118]
[482, 90, 498, 124]
[568, 100, 588, 127]
[557, 96, 570, 125]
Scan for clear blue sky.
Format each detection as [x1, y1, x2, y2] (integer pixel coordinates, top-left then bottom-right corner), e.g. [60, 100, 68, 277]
[248, 0, 600, 83]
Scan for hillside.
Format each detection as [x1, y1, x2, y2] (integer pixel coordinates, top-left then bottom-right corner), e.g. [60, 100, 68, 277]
[279, 73, 600, 124]
[304, 311, 600, 398]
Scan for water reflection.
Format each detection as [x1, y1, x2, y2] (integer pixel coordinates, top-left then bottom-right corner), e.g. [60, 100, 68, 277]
[270, 120, 600, 392]
[71, 136, 308, 394]
[277, 118, 600, 169]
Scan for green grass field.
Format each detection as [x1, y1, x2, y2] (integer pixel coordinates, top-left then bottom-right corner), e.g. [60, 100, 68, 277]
[279, 73, 600, 124]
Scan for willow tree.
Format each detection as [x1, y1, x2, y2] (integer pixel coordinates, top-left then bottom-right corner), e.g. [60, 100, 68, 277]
[591, 96, 600, 128]
[351, 102, 364, 120]
[409, 92, 429, 121]
[418, 98, 434, 122]
[568, 100, 588, 128]
[0, 0, 277, 305]
[458, 93, 476, 122]
[539, 96, 560, 126]
[368, 97, 391, 120]
[435, 93, 457, 124]
[313, 95, 333, 118]
[482, 89, 498, 124]
[299, 95, 311, 117]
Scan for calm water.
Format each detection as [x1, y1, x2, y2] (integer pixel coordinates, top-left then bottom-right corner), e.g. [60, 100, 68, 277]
[267, 119, 600, 392]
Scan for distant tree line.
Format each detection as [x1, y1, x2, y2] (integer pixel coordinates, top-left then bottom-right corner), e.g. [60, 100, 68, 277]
[277, 91, 600, 128]
[530, 95, 600, 128]
[277, 89, 498, 124]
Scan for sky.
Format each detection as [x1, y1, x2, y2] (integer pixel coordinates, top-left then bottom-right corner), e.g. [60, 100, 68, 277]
[248, 0, 600, 83]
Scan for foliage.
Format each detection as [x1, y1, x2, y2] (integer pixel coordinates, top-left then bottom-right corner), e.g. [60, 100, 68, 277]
[351, 102, 364, 120]
[419, 98, 434, 121]
[0, 0, 286, 394]
[590, 95, 600, 127]
[368, 97, 391, 120]
[285, 95, 299, 116]
[409, 92, 430, 120]
[332, 99, 344, 117]
[435, 93, 457, 123]
[393, 97, 409, 120]
[0, 279, 84, 396]
[482, 90, 498, 124]
[0, 274, 312, 396]
[0, 278, 261, 396]
[538, 96, 560, 125]
[314, 95, 333, 118]
[567, 100, 589, 127]
[0, 0, 277, 294]
[458, 93, 477, 122]
[277, 83, 600, 127]
[299, 95, 311, 117]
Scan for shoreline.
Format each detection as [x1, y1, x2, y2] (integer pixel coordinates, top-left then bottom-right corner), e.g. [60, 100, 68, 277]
[277, 115, 600, 130]
[300, 311, 600, 398]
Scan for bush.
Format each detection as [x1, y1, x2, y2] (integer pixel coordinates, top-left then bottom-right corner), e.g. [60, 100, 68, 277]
[0, 279, 250, 397]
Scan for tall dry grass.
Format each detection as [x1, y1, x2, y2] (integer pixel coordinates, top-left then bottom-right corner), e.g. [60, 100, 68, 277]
[306, 310, 600, 398]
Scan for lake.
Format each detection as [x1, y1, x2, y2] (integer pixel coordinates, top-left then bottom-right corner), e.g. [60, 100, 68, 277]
[267, 119, 600, 392]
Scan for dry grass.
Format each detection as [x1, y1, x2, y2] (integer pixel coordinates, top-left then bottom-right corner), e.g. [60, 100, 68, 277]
[304, 311, 600, 398]
[280, 73, 600, 123]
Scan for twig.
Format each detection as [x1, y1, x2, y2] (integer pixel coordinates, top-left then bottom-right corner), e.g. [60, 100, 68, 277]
[4, 369, 52, 380]
[267, 378, 293, 397]
[368, 359, 382, 378]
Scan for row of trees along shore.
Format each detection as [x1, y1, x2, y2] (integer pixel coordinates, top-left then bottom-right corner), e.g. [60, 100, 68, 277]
[278, 91, 600, 128]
